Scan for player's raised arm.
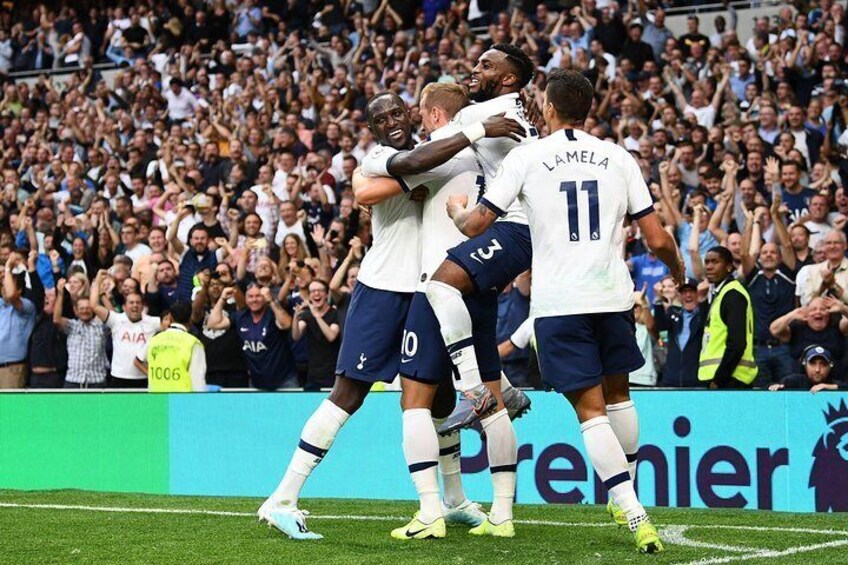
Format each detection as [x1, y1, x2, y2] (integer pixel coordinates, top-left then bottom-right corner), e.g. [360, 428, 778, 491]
[387, 113, 525, 176]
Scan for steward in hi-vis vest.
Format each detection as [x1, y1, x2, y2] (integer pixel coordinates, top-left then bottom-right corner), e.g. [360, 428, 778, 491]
[135, 302, 207, 392]
[699, 247, 757, 388]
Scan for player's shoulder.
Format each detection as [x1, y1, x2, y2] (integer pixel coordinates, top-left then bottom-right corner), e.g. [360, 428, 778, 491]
[364, 143, 401, 160]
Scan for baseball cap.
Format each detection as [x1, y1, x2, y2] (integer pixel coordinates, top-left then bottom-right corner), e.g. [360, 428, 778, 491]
[680, 277, 699, 291]
[803, 345, 833, 365]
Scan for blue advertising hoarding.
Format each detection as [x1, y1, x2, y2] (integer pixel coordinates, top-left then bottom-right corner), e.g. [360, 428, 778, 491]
[167, 391, 848, 513]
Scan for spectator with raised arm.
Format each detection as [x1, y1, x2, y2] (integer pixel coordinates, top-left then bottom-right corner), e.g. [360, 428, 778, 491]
[54, 278, 108, 389]
[0, 253, 36, 388]
[292, 279, 341, 390]
[207, 285, 296, 390]
[91, 270, 160, 389]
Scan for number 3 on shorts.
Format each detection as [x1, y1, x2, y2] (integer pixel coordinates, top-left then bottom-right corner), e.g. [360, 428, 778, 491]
[470, 238, 502, 264]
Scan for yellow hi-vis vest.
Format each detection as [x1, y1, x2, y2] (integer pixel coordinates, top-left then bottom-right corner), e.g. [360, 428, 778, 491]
[147, 328, 201, 393]
[698, 279, 758, 385]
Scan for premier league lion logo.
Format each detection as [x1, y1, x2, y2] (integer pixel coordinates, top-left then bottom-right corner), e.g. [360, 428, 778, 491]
[809, 399, 848, 512]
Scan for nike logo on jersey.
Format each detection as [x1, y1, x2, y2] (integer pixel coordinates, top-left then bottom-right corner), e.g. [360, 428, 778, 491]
[240, 327, 249, 332]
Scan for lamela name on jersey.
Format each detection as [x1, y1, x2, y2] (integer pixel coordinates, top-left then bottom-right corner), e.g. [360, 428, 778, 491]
[542, 150, 610, 172]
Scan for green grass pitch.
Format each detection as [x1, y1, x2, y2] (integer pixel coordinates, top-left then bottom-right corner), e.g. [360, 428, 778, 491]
[0, 490, 846, 564]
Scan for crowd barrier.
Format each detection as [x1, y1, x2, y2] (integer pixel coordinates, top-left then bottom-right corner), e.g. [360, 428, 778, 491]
[1, 391, 846, 512]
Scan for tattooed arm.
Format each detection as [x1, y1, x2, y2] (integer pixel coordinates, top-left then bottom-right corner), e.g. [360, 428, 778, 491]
[446, 194, 499, 237]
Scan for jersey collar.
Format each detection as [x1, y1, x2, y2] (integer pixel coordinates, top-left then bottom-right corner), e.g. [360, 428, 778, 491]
[562, 128, 584, 141]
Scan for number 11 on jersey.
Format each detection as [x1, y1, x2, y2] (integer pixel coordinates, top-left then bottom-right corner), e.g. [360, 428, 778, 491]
[560, 180, 600, 241]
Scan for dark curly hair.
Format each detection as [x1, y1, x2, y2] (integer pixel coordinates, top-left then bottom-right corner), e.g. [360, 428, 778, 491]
[490, 43, 535, 89]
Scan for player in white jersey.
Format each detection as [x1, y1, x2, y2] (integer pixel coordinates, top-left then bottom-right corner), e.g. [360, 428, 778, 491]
[421, 44, 540, 434]
[366, 84, 522, 539]
[257, 92, 522, 539]
[446, 69, 686, 554]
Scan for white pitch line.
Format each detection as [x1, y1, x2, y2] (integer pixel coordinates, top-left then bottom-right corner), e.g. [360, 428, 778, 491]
[662, 525, 760, 553]
[2, 502, 848, 542]
[675, 539, 848, 565]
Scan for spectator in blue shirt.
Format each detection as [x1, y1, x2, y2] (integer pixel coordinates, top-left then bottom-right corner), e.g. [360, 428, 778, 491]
[0, 253, 36, 388]
[629, 252, 669, 303]
[729, 57, 756, 101]
[234, 0, 263, 40]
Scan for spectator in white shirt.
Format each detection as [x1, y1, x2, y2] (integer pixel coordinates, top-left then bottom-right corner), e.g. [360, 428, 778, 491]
[274, 201, 308, 248]
[119, 223, 152, 264]
[164, 78, 199, 122]
[804, 194, 834, 248]
[91, 271, 161, 388]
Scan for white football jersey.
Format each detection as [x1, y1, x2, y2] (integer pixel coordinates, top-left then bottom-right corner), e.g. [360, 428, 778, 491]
[483, 128, 654, 318]
[415, 147, 481, 291]
[356, 144, 423, 293]
[430, 93, 537, 225]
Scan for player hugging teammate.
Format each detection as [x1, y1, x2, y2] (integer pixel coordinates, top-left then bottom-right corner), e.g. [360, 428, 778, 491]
[257, 44, 685, 555]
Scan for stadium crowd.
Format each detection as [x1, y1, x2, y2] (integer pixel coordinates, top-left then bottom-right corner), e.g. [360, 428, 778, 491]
[1, 0, 848, 391]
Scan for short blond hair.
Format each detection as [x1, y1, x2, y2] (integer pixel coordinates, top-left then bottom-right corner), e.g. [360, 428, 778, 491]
[420, 83, 469, 120]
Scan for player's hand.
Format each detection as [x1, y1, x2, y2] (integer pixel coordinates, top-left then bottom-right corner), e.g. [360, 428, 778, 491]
[768, 383, 785, 391]
[409, 186, 428, 202]
[481, 113, 525, 143]
[446, 194, 469, 219]
[671, 268, 687, 289]
[811, 383, 838, 393]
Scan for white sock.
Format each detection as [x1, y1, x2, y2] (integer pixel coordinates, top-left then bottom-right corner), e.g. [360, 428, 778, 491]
[425, 280, 481, 391]
[581, 416, 647, 532]
[499, 372, 514, 393]
[607, 400, 639, 482]
[270, 399, 350, 508]
[403, 409, 441, 524]
[481, 408, 517, 524]
[433, 417, 466, 508]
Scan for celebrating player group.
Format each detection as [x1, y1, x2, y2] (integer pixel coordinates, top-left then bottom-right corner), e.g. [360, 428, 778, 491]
[256, 43, 686, 555]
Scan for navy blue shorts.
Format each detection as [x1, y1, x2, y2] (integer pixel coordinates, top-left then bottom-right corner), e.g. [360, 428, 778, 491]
[336, 282, 413, 383]
[534, 311, 645, 393]
[446, 221, 532, 293]
[399, 291, 501, 384]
